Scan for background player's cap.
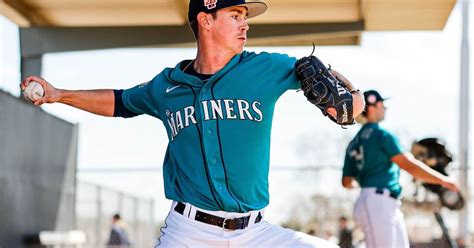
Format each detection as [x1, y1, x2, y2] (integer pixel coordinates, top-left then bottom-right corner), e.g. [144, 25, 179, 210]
[363, 90, 387, 106]
[188, 0, 268, 23]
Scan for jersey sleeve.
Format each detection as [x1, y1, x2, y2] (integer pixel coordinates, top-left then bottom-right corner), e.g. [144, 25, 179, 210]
[122, 79, 161, 119]
[380, 130, 403, 158]
[267, 53, 301, 95]
[342, 146, 357, 177]
[113, 90, 141, 118]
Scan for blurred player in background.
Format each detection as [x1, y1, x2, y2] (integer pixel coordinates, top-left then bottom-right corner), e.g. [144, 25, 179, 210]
[342, 90, 459, 248]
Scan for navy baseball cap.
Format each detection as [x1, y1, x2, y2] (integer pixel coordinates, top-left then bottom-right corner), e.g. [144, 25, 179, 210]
[363, 90, 387, 106]
[188, 0, 268, 23]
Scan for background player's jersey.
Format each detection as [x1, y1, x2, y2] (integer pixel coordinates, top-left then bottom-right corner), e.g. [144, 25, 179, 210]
[343, 123, 403, 197]
[121, 51, 300, 212]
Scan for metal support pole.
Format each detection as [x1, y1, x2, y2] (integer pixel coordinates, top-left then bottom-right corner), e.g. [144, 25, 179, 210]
[150, 199, 155, 244]
[20, 55, 42, 81]
[96, 186, 102, 248]
[150, 199, 155, 228]
[133, 197, 139, 248]
[435, 212, 459, 248]
[458, 0, 470, 243]
[118, 192, 124, 214]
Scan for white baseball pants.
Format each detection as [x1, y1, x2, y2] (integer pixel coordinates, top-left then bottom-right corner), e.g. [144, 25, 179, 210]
[353, 188, 409, 248]
[155, 201, 338, 248]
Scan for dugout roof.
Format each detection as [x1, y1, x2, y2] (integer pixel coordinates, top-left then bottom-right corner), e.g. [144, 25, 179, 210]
[0, 0, 457, 77]
[2, 0, 456, 46]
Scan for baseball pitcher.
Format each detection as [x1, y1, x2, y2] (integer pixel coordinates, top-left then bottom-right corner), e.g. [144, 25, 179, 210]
[21, 0, 366, 247]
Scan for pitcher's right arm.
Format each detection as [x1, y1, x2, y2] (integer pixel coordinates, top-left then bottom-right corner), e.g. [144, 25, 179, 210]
[21, 76, 115, 117]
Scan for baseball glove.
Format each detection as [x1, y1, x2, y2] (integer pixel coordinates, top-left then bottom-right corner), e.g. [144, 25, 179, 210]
[295, 53, 355, 126]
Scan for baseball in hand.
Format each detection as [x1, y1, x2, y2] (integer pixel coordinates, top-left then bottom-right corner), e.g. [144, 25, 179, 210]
[23, 81, 44, 101]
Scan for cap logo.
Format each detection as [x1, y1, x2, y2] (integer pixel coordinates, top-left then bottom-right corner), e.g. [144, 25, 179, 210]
[204, 0, 218, 10]
[367, 94, 377, 104]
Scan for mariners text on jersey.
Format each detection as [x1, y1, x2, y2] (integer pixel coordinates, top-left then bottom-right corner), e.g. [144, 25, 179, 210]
[121, 51, 300, 213]
[166, 99, 263, 140]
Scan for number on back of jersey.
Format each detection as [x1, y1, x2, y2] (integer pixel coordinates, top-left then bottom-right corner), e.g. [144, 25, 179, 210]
[350, 145, 364, 170]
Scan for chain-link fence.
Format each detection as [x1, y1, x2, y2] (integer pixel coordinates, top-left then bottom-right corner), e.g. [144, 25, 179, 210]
[76, 181, 157, 248]
[76, 167, 473, 248]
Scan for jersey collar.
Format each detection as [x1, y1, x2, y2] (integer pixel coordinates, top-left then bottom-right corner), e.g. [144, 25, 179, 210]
[169, 53, 243, 88]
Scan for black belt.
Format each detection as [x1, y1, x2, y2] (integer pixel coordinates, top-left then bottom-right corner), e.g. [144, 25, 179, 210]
[375, 188, 398, 199]
[174, 202, 262, 231]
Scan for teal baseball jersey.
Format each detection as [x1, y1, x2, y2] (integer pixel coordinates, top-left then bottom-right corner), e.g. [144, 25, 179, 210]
[343, 123, 404, 196]
[122, 51, 300, 212]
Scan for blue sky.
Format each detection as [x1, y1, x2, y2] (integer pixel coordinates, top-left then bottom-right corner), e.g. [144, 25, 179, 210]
[1, 2, 473, 225]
